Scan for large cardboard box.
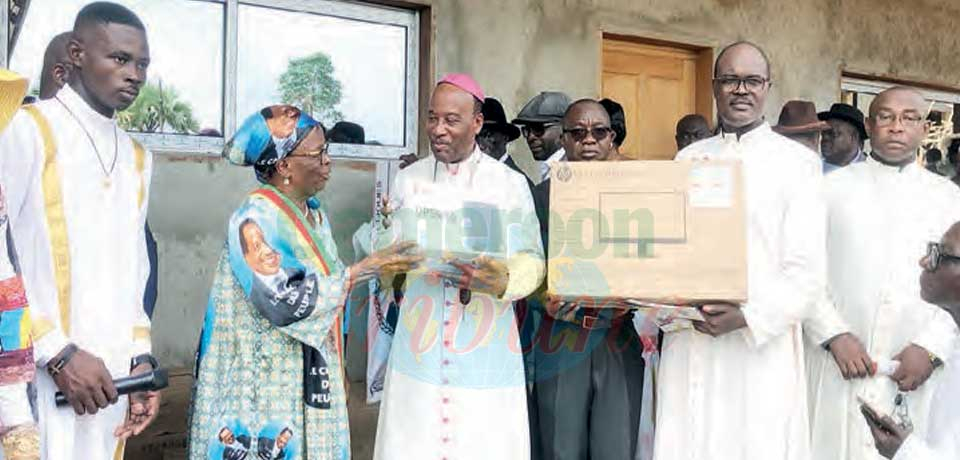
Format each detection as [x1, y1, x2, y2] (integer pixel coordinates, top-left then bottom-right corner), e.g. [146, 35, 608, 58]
[546, 160, 747, 305]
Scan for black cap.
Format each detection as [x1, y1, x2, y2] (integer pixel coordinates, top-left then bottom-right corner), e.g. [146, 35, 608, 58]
[512, 91, 572, 125]
[818, 103, 867, 141]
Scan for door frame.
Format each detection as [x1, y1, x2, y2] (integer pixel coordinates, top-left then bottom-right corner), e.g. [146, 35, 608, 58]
[597, 31, 717, 129]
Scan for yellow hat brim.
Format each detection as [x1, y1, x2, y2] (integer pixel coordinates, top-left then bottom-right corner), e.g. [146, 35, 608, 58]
[0, 69, 28, 134]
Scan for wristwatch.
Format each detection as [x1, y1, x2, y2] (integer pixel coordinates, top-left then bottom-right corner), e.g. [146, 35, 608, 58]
[47, 343, 79, 377]
[130, 353, 159, 372]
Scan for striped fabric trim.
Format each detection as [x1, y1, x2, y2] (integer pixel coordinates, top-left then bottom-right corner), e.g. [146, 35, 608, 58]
[248, 187, 333, 276]
[133, 140, 145, 207]
[23, 106, 72, 335]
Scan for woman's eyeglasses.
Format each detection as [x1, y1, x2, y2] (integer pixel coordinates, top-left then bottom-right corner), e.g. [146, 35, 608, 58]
[926, 241, 960, 271]
[563, 126, 613, 143]
[287, 143, 330, 163]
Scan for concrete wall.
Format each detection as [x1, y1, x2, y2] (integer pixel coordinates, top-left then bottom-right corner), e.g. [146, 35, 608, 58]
[150, 0, 960, 367]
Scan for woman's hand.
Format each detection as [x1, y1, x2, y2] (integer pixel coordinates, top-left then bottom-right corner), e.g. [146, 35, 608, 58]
[351, 241, 423, 283]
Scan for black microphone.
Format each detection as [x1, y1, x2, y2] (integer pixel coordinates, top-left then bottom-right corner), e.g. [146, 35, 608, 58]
[55, 368, 169, 407]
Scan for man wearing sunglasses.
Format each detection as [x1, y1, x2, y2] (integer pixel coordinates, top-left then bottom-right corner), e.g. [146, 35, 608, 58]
[805, 87, 960, 460]
[862, 223, 960, 459]
[513, 91, 571, 183]
[654, 42, 827, 460]
[529, 99, 645, 460]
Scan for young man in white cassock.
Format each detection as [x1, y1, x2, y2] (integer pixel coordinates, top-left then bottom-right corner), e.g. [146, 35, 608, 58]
[653, 41, 826, 460]
[804, 87, 960, 460]
[0, 2, 159, 459]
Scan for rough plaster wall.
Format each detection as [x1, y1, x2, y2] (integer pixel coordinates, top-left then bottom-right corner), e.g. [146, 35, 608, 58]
[152, 0, 960, 366]
[429, 0, 960, 174]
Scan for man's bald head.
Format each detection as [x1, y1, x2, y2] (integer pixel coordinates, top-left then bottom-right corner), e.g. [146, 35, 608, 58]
[868, 86, 926, 118]
[43, 32, 71, 67]
[714, 41, 770, 79]
[944, 222, 960, 255]
[39, 32, 72, 100]
[920, 221, 960, 323]
[866, 86, 929, 165]
[563, 99, 611, 127]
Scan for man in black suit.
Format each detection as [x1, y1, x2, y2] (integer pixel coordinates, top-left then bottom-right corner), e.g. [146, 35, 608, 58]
[219, 426, 251, 460]
[257, 427, 293, 460]
[530, 99, 645, 460]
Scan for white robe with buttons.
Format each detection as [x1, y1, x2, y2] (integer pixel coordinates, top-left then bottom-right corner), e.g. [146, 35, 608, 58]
[0, 85, 152, 460]
[654, 124, 826, 460]
[372, 146, 544, 460]
[804, 159, 960, 460]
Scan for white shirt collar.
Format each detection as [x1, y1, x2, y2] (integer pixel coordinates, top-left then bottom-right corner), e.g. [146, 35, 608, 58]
[718, 121, 773, 144]
[539, 147, 566, 182]
[865, 153, 918, 175]
[433, 144, 484, 181]
[54, 83, 118, 129]
[823, 148, 866, 174]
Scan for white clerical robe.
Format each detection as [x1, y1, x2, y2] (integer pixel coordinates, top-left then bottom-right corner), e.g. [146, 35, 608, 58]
[804, 159, 960, 460]
[373, 146, 544, 460]
[654, 124, 826, 460]
[893, 344, 960, 460]
[0, 85, 153, 460]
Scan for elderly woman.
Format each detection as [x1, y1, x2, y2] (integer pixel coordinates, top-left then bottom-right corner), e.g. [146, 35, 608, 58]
[189, 105, 419, 460]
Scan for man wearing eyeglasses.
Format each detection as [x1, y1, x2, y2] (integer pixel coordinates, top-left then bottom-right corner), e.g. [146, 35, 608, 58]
[805, 87, 960, 460]
[861, 223, 960, 460]
[528, 99, 645, 460]
[654, 41, 827, 460]
[513, 91, 572, 184]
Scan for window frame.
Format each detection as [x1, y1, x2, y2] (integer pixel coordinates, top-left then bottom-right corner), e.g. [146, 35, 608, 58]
[841, 76, 960, 115]
[1, 0, 420, 160]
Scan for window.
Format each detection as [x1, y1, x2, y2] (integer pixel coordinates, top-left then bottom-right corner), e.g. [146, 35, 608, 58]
[4, 0, 420, 159]
[238, 3, 409, 147]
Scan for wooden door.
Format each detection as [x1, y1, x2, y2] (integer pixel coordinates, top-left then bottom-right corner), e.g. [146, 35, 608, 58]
[602, 38, 711, 160]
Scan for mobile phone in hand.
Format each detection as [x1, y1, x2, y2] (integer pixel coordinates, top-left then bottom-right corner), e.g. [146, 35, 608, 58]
[858, 397, 894, 433]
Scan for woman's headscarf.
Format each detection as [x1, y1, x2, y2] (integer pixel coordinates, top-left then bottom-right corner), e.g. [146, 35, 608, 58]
[224, 105, 322, 183]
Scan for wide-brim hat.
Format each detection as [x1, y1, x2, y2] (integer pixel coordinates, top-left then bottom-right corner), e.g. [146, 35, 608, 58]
[481, 97, 520, 142]
[0, 69, 28, 134]
[773, 100, 829, 135]
[818, 102, 868, 140]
